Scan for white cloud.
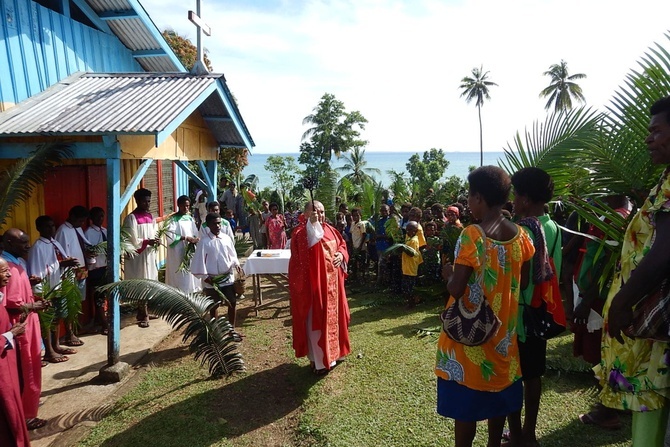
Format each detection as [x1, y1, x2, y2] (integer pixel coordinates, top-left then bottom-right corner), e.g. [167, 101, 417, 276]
[140, 0, 670, 154]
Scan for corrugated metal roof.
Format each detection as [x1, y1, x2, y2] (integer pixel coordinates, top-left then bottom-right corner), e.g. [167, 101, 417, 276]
[0, 72, 254, 148]
[85, 0, 184, 72]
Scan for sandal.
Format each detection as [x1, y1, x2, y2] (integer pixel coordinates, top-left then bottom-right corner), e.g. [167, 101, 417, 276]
[44, 355, 69, 363]
[138, 320, 150, 328]
[55, 347, 77, 355]
[26, 418, 48, 430]
[41, 360, 49, 367]
[64, 337, 84, 347]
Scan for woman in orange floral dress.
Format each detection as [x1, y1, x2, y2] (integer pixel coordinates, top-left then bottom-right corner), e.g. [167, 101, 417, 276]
[436, 166, 535, 447]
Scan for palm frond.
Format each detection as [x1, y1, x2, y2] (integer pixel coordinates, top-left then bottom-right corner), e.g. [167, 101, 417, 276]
[499, 107, 602, 196]
[178, 242, 197, 272]
[38, 267, 83, 331]
[98, 279, 244, 376]
[234, 235, 252, 258]
[89, 227, 139, 259]
[0, 142, 72, 226]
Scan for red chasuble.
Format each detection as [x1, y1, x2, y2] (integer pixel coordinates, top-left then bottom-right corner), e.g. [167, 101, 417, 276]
[0, 300, 30, 447]
[289, 221, 351, 368]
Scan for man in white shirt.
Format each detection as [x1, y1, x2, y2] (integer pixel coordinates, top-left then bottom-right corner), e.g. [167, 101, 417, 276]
[191, 213, 240, 326]
[198, 201, 235, 242]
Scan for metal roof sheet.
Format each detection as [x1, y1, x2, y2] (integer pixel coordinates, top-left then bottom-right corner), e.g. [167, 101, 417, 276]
[84, 0, 185, 72]
[0, 72, 254, 148]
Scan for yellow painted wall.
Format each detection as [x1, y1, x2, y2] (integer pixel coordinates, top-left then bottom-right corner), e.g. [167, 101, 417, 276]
[118, 111, 218, 161]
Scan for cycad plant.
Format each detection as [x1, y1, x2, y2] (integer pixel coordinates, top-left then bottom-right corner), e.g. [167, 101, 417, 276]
[99, 279, 244, 377]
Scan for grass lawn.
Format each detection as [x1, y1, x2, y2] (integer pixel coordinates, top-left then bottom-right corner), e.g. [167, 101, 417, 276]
[78, 283, 632, 447]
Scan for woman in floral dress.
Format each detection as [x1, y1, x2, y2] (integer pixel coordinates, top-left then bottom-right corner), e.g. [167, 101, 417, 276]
[265, 202, 287, 249]
[436, 166, 535, 447]
[596, 97, 670, 446]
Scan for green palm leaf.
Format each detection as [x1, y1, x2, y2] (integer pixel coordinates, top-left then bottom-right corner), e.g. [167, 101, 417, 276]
[499, 107, 602, 197]
[38, 267, 83, 332]
[98, 279, 244, 377]
[0, 142, 72, 226]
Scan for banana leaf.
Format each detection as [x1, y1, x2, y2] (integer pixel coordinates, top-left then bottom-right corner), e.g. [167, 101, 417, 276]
[98, 279, 244, 377]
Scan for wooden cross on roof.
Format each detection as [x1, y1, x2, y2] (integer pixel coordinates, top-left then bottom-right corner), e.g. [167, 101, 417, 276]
[188, 0, 211, 75]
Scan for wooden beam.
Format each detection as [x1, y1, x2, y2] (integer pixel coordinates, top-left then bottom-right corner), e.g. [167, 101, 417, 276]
[120, 159, 154, 210]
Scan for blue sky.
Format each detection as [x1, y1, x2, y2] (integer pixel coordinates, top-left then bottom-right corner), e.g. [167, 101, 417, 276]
[140, 0, 670, 154]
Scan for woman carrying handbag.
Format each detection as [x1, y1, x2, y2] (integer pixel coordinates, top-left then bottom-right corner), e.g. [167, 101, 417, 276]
[435, 166, 535, 447]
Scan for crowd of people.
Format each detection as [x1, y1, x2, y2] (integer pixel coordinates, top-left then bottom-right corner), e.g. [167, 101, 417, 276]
[4, 97, 670, 446]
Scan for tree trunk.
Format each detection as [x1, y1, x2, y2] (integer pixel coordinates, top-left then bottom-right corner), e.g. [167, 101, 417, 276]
[478, 105, 483, 167]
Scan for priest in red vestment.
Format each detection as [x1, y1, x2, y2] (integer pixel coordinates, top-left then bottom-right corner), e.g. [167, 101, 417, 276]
[289, 200, 351, 375]
[0, 256, 31, 447]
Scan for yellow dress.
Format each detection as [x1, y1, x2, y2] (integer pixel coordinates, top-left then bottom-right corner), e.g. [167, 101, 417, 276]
[435, 224, 535, 392]
[595, 171, 670, 411]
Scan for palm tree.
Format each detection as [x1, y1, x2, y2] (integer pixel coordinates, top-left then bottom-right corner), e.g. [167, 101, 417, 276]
[301, 93, 368, 170]
[459, 66, 498, 167]
[336, 147, 381, 186]
[540, 60, 587, 113]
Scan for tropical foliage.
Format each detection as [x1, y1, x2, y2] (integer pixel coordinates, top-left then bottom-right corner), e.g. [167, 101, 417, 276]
[459, 65, 498, 167]
[540, 60, 587, 112]
[406, 148, 450, 199]
[162, 29, 213, 72]
[0, 142, 72, 227]
[37, 267, 82, 333]
[502, 32, 670, 283]
[99, 279, 244, 377]
[264, 155, 301, 210]
[336, 147, 381, 186]
[300, 93, 368, 176]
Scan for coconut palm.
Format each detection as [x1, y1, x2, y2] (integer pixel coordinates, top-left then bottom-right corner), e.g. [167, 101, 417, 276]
[336, 147, 381, 186]
[459, 66, 498, 167]
[540, 60, 587, 113]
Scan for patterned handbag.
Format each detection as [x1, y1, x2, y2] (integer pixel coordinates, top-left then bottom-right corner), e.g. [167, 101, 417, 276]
[623, 278, 670, 342]
[440, 225, 501, 346]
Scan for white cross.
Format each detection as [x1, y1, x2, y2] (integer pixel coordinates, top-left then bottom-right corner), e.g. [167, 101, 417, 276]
[188, 0, 211, 75]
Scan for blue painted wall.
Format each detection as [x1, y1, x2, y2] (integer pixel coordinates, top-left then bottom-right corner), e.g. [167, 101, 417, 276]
[0, 0, 142, 107]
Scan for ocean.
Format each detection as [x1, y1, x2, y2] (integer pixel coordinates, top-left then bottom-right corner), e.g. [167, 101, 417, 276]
[243, 151, 508, 190]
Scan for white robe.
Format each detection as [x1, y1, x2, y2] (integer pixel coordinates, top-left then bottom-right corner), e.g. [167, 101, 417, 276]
[165, 214, 200, 293]
[190, 231, 239, 289]
[123, 211, 158, 280]
[27, 237, 67, 295]
[84, 225, 107, 270]
[55, 222, 90, 266]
